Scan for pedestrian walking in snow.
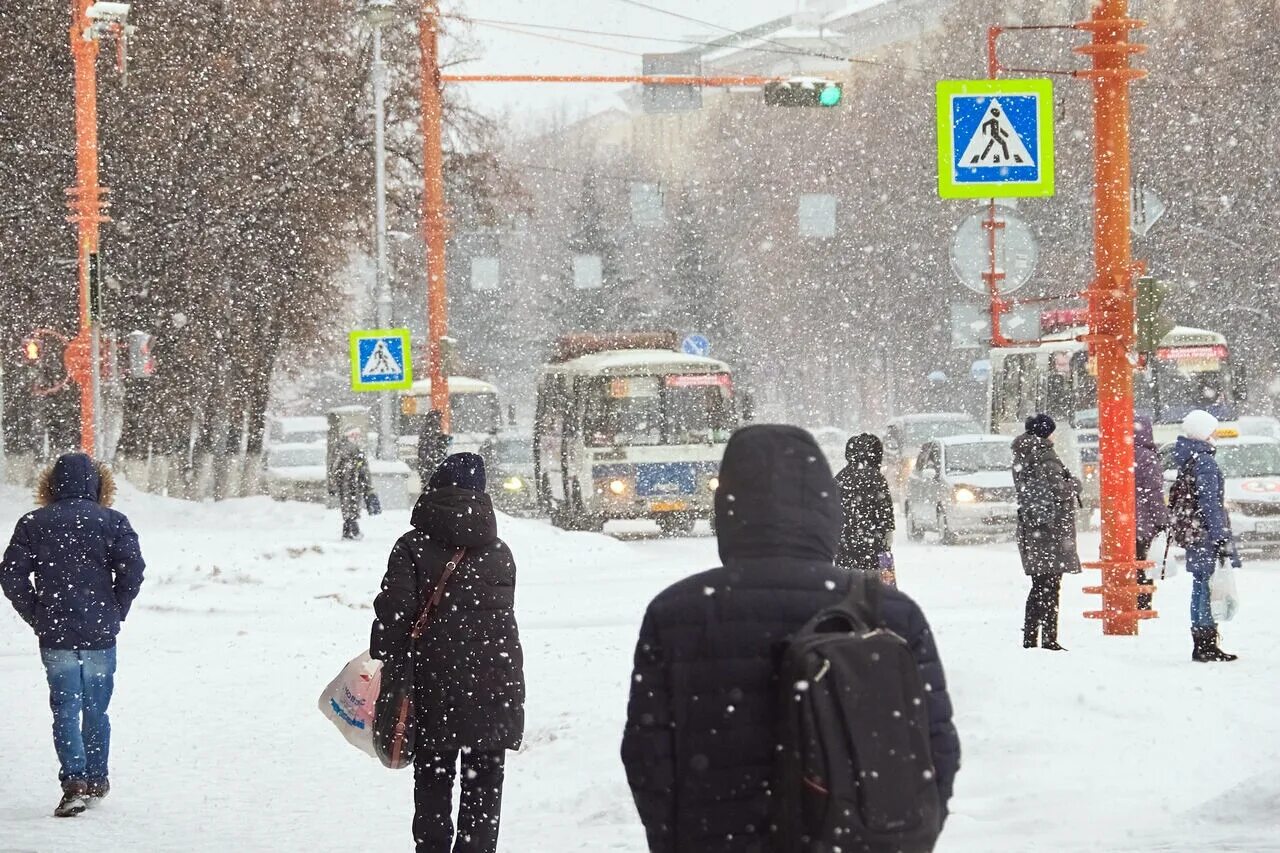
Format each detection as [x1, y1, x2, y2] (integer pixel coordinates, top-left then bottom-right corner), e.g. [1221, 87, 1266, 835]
[621, 425, 959, 852]
[416, 410, 451, 490]
[0, 454, 145, 818]
[331, 427, 378, 540]
[1168, 410, 1239, 662]
[835, 433, 897, 582]
[1012, 415, 1081, 651]
[1134, 415, 1171, 610]
[371, 453, 525, 853]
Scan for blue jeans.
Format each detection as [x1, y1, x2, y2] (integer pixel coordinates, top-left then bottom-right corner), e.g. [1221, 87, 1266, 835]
[40, 648, 117, 783]
[1190, 571, 1215, 630]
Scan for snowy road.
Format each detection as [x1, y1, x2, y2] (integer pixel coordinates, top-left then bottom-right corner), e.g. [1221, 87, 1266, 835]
[2, 484, 1279, 852]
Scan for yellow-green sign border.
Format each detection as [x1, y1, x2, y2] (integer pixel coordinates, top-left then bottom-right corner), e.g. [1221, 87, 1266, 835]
[936, 78, 1056, 200]
[349, 328, 414, 392]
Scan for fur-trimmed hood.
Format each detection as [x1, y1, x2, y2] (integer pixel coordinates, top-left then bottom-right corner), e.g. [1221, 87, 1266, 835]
[36, 453, 116, 507]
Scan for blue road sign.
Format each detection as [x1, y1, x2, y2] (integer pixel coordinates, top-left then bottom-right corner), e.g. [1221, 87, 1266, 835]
[349, 328, 413, 392]
[681, 334, 711, 357]
[936, 79, 1055, 199]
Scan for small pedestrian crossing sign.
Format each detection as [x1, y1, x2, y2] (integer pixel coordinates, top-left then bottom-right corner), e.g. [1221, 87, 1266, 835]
[349, 329, 413, 392]
[936, 79, 1055, 199]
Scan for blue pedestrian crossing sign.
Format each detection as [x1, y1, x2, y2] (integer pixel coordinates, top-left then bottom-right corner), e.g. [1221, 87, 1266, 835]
[936, 79, 1055, 199]
[349, 328, 413, 392]
[681, 334, 711, 357]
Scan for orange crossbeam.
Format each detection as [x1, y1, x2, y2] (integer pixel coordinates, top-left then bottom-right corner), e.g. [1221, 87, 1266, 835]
[441, 74, 780, 86]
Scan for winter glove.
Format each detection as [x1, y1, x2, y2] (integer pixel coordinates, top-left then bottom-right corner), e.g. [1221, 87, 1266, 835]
[1230, 552, 1243, 570]
[365, 493, 382, 516]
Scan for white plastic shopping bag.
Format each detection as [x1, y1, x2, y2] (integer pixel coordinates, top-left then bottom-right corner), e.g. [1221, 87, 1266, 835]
[318, 650, 383, 759]
[1210, 566, 1239, 623]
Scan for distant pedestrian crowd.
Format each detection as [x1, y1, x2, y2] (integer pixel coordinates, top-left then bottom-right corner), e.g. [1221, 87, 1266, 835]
[1, 408, 1240, 850]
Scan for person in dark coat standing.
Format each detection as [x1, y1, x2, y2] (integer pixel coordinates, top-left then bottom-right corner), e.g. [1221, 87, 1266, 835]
[331, 427, 377, 540]
[0, 453, 145, 818]
[835, 433, 896, 578]
[417, 410, 452, 489]
[1170, 410, 1239, 662]
[371, 453, 525, 853]
[1134, 415, 1171, 610]
[1012, 415, 1081, 651]
[621, 425, 960, 853]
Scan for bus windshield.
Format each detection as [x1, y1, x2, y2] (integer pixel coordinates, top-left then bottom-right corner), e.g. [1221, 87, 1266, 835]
[583, 375, 734, 447]
[1055, 347, 1235, 428]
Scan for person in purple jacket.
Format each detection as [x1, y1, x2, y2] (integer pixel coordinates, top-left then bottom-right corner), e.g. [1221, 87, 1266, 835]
[1134, 416, 1172, 610]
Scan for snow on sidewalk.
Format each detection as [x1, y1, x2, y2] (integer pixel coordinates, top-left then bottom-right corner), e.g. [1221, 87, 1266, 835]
[1, 482, 1278, 851]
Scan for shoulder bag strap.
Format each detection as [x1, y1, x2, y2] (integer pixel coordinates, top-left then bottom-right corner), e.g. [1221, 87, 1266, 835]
[410, 547, 467, 640]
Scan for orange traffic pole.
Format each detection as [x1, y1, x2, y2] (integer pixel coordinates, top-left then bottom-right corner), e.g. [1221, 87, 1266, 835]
[68, 0, 106, 457]
[1077, 0, 1152, 635]
[421, 0, 450, 430]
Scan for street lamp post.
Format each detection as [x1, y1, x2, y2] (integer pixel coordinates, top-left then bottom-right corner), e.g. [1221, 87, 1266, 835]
[364, 0, 397, 460]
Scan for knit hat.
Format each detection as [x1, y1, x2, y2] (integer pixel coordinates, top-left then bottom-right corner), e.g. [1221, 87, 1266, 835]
[1182, 410, 1220, 442]
[429, 452, 487, 493]
[1025, 414, 1056, 439]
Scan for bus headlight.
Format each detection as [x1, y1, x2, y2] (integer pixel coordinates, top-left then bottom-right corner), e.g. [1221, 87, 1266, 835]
[608, 479, 629, 496]
[502, 476, 525, 492]
[954, 487, 977, 504]
[708, 476, 720, 492]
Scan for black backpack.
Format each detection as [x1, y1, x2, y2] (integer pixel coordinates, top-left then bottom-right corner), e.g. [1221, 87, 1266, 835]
[773, 574, 942, 853]
[1168, 457, 1205, 548]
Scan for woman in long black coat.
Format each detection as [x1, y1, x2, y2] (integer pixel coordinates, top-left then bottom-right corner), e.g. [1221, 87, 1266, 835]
[1012, 415, 1081, 651]
[835, 433, 896, 575]
[371, 453, 525, 853]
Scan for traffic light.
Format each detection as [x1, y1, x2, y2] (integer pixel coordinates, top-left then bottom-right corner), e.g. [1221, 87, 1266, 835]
[764, 77, 843, 108]
[1136, 277, 1175, 354]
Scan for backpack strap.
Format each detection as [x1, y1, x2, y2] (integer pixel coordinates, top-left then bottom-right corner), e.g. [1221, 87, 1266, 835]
[410, 547, 467, 640]
[843, 572, 881, 632]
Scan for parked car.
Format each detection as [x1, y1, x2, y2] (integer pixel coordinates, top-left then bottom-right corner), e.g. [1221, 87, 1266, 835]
[904, 434, 1017, 544]
[884, 413, 984, 501]
[1162, 434, 1280, 551]
[266, 415, 328, 448]
[481, 432, 539, 517]
[265, 442, 329, 503]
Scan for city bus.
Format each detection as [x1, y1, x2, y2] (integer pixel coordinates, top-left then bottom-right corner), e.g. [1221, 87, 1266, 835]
[534, 337, 737, 535]
[987, 322, 1244, 510]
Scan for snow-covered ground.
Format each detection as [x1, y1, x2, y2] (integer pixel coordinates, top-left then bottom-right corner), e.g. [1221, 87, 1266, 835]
[2, 482, 1279, 852]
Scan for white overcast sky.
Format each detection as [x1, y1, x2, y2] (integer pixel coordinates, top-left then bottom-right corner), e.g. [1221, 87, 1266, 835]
[442, 0, 808, 123]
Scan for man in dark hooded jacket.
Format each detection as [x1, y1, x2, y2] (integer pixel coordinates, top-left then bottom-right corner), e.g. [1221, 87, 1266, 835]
[621, 425, 959, 853]
[416, 410, 451, 489]
[331, 427, 377, 540]
[0, 453, 145, 818]
[835, 433, 896, 575]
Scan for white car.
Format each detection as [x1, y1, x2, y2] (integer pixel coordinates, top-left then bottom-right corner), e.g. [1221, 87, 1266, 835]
[904, 434, 1016, 544]
[265, 442, 329, 503]
[883, 413, 983, 500]
[1162, 435, 1280, 550]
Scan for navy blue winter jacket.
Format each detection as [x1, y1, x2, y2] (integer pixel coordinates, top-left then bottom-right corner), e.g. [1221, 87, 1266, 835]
[1169, 436, 1232, 573]
[621, 426, 960, 853]
[1, 454, 145, 650]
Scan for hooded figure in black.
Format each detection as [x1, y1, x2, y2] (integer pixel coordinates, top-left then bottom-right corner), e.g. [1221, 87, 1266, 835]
[835, 433, 896, 574]
[371, 453, 525, 853]
[416, 410, 452, 489]
[1012, 415, 1081, 651]
[621, 425, 959, 853]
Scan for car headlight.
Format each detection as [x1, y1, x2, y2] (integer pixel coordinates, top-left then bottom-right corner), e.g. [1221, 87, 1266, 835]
[708, 476, 720, 492]
[502, 476, 525, 492]
[954, 487, 977, 504]
[608, 479, 628, 496]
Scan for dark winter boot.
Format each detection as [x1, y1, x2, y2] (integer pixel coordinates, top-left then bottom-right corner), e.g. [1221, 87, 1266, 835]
[1193, 627, 1238, 662]
[1023, 623, 1039, 649]
[342, 519, 362, 541]
[86, 779, 110, 801]
[54, 780, 89, 818]
[1040, 620, 1067, 652]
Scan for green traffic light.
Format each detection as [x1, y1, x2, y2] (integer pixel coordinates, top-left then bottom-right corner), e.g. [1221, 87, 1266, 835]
[819, 86, 842, 107]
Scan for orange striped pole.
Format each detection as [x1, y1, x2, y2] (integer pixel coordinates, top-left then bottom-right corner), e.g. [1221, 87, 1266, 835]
[421, 0, 450, 430]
